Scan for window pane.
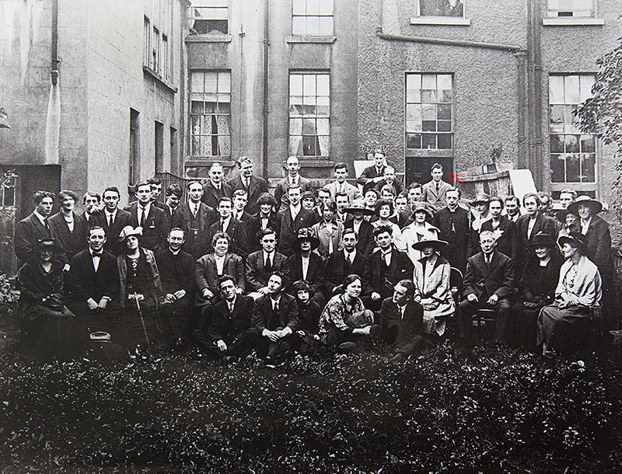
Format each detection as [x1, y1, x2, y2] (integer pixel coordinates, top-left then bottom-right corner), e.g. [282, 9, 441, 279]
[437, 104, 451, 120]
[439, 89, 453, 102]
[290, 118, 302, 135]
[406, 105, 422, 130]
[422, 104, 435, 120]
[579, 75, 595, 102]
[317, 75, 330, 95]
[438, 120, 451, 132]
[290, 75, 303, 96]
[581, 154, 595, 182]
[307, 0, 320, 15]
[406, 87, 421, 103]
[422, 90, 437, 103]
[437, 133, 452, 149]
[292, 16, 305, 35]
[191, 72, 205, 92]
[422, 121, 436, 132]
[319, 0, 333, 15]
[303, 75, 316, 95]
[303, 136, 317, 156]
[422, 134, 436, 149]
[306, 16, 320, 34]
[420, 0, 464, 17]
[564, 134, 579, 153]
[407, 74, 421, 90]
[422, 74, 436, 89]
[292, 0, 306, 15]
[580, 135, 595, 153]
[406, 133, 422, 149]
[564, 75, 580, 103]
[550, 135, 564, 153]
[549, 76, 565, 104]
[318, 135, 329, 156]
[437, 74, 452, 90]
[550, 154, 565, 182]
[566, 155, 580, 182]
[319, 17, 333, 35]
[549, 105, 564, 133]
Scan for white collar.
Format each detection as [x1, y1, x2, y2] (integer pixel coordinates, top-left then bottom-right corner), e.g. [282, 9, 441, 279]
[34, 210, 47, 224]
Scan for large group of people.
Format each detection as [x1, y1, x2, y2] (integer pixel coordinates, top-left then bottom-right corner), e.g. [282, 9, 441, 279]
[13, 152, 616, 361]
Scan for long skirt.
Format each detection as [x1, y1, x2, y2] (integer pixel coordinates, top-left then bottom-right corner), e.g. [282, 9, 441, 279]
[20, 304, 75, 361]
[537, 304, 592, 350]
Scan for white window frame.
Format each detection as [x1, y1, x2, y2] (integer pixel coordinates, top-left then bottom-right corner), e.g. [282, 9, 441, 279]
[190, 0, 229, 35]
[411, 0, 470, 26]
[292, 0, 334, 36]
[543, 0, 604, 25]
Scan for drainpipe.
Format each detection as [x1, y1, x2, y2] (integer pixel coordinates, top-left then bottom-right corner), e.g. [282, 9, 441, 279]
[261, 0, 269, 179]
[51, 0, 59, 85]
[376, 28, 523, 52]
[527, 0, 544, 189]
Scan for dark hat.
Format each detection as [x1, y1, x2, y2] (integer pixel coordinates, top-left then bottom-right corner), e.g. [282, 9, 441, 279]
[567, 195, 603, 215]
[411, 236, 448, 252]
[36, 238, 63, 252]
[554, 204, 578, 223]
[118, 225, 143, 243]
[296, 227, 319, 249]
[469, 193, 491, 207]
[528, 232, 555, 248]
[411, 202, 434, 220]
[557, 231, 588, 251]
[344, 199, 374, 215]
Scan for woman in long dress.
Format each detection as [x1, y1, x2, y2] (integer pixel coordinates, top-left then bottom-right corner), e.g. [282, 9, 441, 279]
[402, 203, 439, 263]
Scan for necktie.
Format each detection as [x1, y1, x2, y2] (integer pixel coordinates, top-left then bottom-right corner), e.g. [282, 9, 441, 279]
[346, 252, 352, 265]
[265, 255, 272, 271]
[107, 213, 112, 228]
[192, 204, 198, 217]
[228, 301, 234, 313]
[43, 217, 49, 229]
[92, 251, 103, 257]
[138, 207, 145, 226]
[436, 182, 440, 192]
[220, 219, 225, 231]
[244, 178, 250, 189]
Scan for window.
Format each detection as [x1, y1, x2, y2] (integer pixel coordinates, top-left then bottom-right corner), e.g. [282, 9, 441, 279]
[152, 27, 160, 73]
[143, 17, 151, 68]
[289, 72, 330, 158]
[190, 0, 228, 35]
[549, 74, 596, 184]
[417, 0, 464, 17]
[547, 0, 594, 18]
[162, 34, 169, 80]
[155, 121, 164, 173]
[292, 0, 333, 36]
[190, 71, 231, 158]
[129, 109, 140, 185]
[405, 74, 453, 151]
[144, 0, 173, 79]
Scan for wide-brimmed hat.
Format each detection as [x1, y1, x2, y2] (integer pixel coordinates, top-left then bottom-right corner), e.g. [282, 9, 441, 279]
[411, 202, 434, 220]
[469, 193, 491, 207]
[344, 199, 375, 215]
[36, 238, 63, 252]
[567, 195, 603, 215]
[118, 225, 143, 242]
[528, 232, 556, 248]
[412, 236, 448, 252]
[553, 202, 578, 223]
[558, 231, 588, 251]
[296, 227, 319, 249]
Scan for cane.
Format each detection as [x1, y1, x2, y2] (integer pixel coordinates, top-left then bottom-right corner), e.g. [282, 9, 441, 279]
[133, 292, 152, 356]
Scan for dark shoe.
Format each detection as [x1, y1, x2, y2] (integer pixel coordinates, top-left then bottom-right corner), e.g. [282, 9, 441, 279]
[338, 341, 358, 354]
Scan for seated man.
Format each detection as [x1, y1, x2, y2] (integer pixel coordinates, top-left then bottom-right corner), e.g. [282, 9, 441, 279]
[287, 228, 326, 306]
[193, 274, 258, 359]
[251, 272, 299, 361]
[325, 228, 368, 295]
[155, 228, 195, 345]
[458, 230, 514, 346]
[373, 280, 425, 361]
[246, 228, 290, 299]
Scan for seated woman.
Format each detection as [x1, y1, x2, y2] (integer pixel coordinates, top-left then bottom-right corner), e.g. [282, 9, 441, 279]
[291, 280, 322, 354]
[411, 236, 455, 337]
[511, 232, 562, 351]
[537, 232, 602, 355]
[16, 238, 75, 360]
[318, 274, 374, 352]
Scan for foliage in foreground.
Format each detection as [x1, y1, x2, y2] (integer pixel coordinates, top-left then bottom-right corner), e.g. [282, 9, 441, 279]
[0, 341, 619, 473]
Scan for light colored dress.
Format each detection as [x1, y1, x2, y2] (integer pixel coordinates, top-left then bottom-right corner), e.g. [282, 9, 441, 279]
[401, 222, 439, 263]
[413, 255, 455, 336]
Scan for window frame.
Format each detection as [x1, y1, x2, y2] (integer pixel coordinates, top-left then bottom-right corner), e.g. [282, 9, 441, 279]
[291, 0, 334, 36]
[189, 0, 229, 35]
[411, 0, 471, 26]
[543, 0, 604, 25]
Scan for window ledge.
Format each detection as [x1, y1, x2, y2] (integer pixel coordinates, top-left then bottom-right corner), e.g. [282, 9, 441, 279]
[410, 17, 471, 26]
[286, 35, 337, 44]
[185, 34, 233, 43]
[298, 159, 335, 167]
[142, 66, 178, 93]
[542, 18, 604, 26]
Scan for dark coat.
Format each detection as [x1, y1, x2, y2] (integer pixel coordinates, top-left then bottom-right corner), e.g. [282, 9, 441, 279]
[67, 249, 119, 304]
[374, 178, 404, 196]
[274, 176, 313, 211]
[516, 212, 558, 266]
[195, 253, 246, 296]
[229, 175, 269, 215]
[116, 248, 162, 308]
[124, 202, 170, 252]
[365, 247, 414, 299]
[357, 164, 386, 194]
[208, 217, 249, 258]
[433, 206, 472, 273]
[377, 297, 424, 345]
[344, 218, 375, 257]
[245, 250, 290, 292]
[517, 254, 562, 303]
[14, 213, 58, 263]
[90, 208, 132, 255]
[325, 249, 368, 292]
[155, 248, 196, 296]
[463, 250, 514, 301]
[297, 300, 322, 335]
[287, 252, 326, 297]
[48, 212, 88, 258]
[246, 213, 279, 252]
[582, 214, 613, 277]
[175, 201, 217, 259]
[208, 295, 255, 343]
[201, 181, 232, 210]
[480, 216, 519, 263]
[252, 293, 300, 332]
[276, 207, 316, 255]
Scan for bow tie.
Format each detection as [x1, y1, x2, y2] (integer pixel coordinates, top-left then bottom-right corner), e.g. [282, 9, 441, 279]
[92, 252, 103, 257]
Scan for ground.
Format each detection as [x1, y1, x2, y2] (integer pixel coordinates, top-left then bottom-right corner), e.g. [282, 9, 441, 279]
[0, 304, 620, 473]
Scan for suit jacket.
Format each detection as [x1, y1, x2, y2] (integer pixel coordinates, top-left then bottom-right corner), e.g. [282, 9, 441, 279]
[47, 212, 88, 258]
[344, 218, 375, 257]
[325, 249, 368, 292]
[463, 250, 514, 301]
[201, 181, 232, 210]
[155, 248, 195, 295]
[252, 293, 300, 332]
[516, 212, 557, 266]
[67, 249, 119, 304]
[124, 202, 170, 252]
[274, 176, 313, 211]
[195, 252, 246, 295]
[422, 180, 453, 211]
[324, 181, 362, 202]
[14, 213, 58, 263]
[480, 216, 519, 263]
[433, 206, 472, 272]
[229, 175, 269, 215]
[275, 207, 316, 255]
[176, 201, 217, 259]
[357, 164, 386, 194]
[287, 252, 326, 297]
[116, 248, 162, 308]
[208, 295, 255, 343]
[374, 178, 404, 196]
[208, 217, 249, 258]
[582, 215, 613, 275]
[378, 297, 423, 345]
[365, 246, 414, 299]
[247, 213, 279, 252]
[91, 208, 132, 255]
[245, 250, 290, 291]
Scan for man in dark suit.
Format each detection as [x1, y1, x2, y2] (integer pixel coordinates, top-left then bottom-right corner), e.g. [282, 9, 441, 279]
[373, 165, 404, 197]
[343, 199, 375, 257]
[422, 163, 454, 211]
[155, 228, 196, 344]
[91, 187, 131, 255]
[193, 274, 258, 358]
[14, 191, 59, 264]
[125, 181, 170, 252]
[357, 148, 387, 194]
[275, 185, 316, 256]
[287, 228, 326, 305]
[228, 156, 269, 215]
[364, 225, 414, 310]
[66, 226, 120, 344]
[207, 197, 249, 258]
[251, 272, 299, 360]
[480, 196, 519, 264]
[48, 190, 88, 261]
[458, 230, 514, 345]
[374, 280, 425, 361]
[433, 187, 472, 273]
[202, 162, 232, 210]
[175, 180, 217, 259]
[231, 189, 254, 224]
[163, 184, 183, 226]
[245, 228, 290, 297]
[325, 228, 369, 294]
[274, 156, 313, 211]
[81, 192, 102, 224]
[516, 192, 557, 268]
[247, 193, 278, 252]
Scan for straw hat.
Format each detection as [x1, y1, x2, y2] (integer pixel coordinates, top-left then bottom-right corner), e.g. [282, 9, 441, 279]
[118, 225, 143, 242]
[567, 195, 603, 215]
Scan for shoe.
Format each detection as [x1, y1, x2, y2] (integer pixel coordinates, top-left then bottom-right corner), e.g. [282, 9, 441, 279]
[338, 341, 358, 354]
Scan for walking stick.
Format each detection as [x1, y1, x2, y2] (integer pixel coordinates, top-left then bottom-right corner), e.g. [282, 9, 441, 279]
[133, 292, 152, 356]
